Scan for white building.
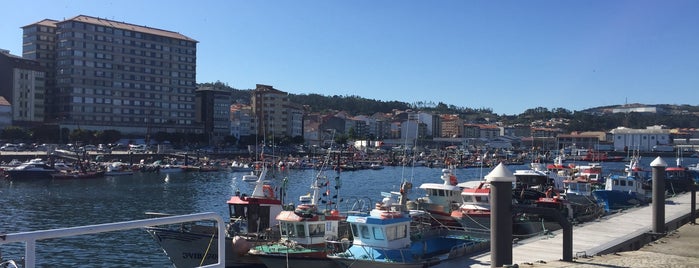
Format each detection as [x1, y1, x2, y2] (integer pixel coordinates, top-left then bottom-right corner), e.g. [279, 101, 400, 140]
[610, 126, 670, 152]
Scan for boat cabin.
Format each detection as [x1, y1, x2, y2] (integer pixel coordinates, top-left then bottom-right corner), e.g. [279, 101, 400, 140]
[417, 183, 462, 213]
[227, 194, 282, 234]
[346, 210, 411, 249]
[460, 182, 490, 204]
[276, 209, 345, 246]
[576, 163, 603, 183]
[227, 169, 282, 235]
[563, 180, 593, 196]
[604, 175, 645, 196]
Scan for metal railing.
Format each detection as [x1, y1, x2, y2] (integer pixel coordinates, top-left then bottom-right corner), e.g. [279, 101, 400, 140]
[0, 212, 225, 268]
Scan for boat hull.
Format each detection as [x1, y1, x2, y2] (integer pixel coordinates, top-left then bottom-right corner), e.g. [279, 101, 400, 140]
[5, 170, 56, 180]
[329, 235, 488, 268]
[592, 190, 649, 212]
[253, 254, 339, 268]
[145, 227, 266, 267]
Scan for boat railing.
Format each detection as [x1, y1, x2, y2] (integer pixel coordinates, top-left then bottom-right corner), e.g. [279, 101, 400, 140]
[0, 212, 226, 268]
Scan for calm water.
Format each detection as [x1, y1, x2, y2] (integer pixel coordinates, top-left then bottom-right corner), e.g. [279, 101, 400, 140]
[0, 157, 695, 267]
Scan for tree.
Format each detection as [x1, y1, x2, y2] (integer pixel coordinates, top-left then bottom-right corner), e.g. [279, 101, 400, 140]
[69, 129, 95, 144]
[223, 135, 238, 145]
[95, 130, 121, 144]
[1, 126, 31, 142]
[29, 125, 58, 143]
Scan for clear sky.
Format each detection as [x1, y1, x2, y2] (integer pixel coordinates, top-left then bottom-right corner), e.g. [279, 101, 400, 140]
[1, 0, 698, 115]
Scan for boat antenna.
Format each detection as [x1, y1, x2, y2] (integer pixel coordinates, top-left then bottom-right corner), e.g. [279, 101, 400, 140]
[313, 129, 337, 209]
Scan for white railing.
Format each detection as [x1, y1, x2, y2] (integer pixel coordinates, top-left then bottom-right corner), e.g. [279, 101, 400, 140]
[0, 212, 225, 268]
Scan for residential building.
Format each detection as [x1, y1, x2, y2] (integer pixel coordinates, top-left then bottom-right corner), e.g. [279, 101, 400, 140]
[478, 124, 500, 140]
[370, 112, 392, 139]
[612, 105, 661, 114]
[22, 15, 198, 135]
[417, 111, 440, 138]
[0, 49, 46, 125]
[196, 86, 232, 144]
[230, 104, 256, 144]
[400, 112, 426, 140]
[531, 127, 562, 138]
[303, 113, 322, 146]
[556, 132, 602, 151]
[441, 114, 463, 138]
[251, 84, 303, 139]
[463, 124, 480, 139]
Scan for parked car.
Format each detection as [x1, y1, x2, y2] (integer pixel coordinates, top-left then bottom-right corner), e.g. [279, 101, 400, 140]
[81, 145, 97, 151]
[0, 144, 19, 151]
[97, 144, 112, 153]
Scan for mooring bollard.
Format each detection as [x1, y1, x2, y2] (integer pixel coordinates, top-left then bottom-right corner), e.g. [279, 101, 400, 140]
[650, 156, 667, 234]
[487, 162, 515, 268]
[692, 181, 696, 225]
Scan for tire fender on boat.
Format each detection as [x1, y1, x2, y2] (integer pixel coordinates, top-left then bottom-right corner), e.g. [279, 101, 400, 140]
[231, 236, 251, 256]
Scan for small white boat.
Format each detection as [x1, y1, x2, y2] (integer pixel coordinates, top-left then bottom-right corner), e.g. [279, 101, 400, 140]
[230, 161, 253, 172]
[104, 162, 134, 176]
[242, 170, 259, 182]
[369, 162, 384, 170]
[158, 165, 184, 173]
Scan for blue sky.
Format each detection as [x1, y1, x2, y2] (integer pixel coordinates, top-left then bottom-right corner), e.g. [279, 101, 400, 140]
[1, 0, 698, 115]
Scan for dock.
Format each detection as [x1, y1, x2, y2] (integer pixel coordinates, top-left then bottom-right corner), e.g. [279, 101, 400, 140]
[468, 191, 697, 267]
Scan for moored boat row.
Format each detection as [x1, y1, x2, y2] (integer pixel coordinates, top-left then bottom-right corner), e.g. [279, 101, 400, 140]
[141, 155, 698, 268]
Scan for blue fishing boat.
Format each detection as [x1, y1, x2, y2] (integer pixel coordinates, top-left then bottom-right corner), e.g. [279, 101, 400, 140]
[327, 182, 488, 268]
[592, 156, 650, 213]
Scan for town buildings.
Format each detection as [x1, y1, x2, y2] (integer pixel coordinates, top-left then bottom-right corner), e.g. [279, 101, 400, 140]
[1, 15, 697, 153]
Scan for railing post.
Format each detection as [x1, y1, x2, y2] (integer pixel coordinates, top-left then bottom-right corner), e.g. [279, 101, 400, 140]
[25, 240, 35, 268]
[692, 182, 696, 225]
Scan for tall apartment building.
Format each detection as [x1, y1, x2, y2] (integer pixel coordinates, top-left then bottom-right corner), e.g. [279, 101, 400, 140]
[196, 86, 232, 144]
[0, 49, 46, 124]
[21, 15, 198, 134]
[441, 114, 463, 138]
[251, 84, 303, 139]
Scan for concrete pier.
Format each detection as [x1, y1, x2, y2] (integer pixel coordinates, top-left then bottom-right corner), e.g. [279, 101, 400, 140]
[467, 191, 698, 267]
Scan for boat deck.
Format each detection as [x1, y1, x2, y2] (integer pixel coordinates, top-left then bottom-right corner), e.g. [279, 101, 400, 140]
[467, 191, 697, 267]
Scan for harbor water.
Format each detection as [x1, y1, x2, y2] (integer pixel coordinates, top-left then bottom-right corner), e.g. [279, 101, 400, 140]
[1, 157, 695, 267]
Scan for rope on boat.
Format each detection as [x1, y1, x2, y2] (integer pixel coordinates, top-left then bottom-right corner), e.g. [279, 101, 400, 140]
[0, 260, 19, 268]
[200, 231, 216, 267]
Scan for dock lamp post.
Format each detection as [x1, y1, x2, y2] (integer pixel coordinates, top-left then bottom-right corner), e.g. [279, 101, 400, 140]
[487, 162, 516, 268]
[650, 156, 667, 234]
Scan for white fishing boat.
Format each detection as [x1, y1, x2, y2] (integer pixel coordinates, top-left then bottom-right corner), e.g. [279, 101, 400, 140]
[145, 166, 284, 267]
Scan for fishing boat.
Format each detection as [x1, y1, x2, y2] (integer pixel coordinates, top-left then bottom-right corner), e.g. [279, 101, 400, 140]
[4, 158, 59, 180]
[230, 161, 254, 172]
[145, 166, 284, 267]
[662, 155, 698, 194]
[592, 155, 650, 213]
[574, 162, 603, 184]
[327, 182, 489, 268]
[103, 162, 134, 176]
[248, 164, 351, 268]
[511, 164, 603, 236]
[413, 167, 463, 228]
[450, 181, 491, 237]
